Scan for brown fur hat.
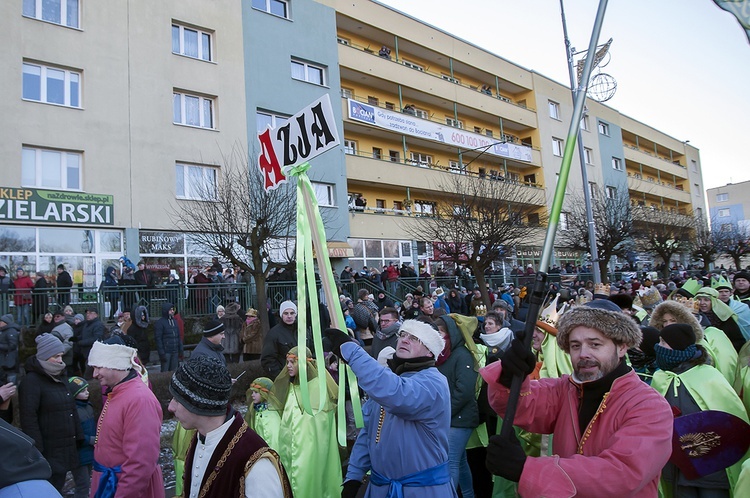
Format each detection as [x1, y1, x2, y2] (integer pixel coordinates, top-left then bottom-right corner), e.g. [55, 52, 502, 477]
[557, 306, 642, 351]
[649, 301, 704, 343]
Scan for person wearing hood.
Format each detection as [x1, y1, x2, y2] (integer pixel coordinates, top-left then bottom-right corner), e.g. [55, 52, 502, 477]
[155, 302, 183, 372]
[370, 306, 401, 360]
[324, 320, 457, 498]
[0, 314, 21, 383]
[262, 301, 306, 379]
[192, 319, 226, 365]
[126, 305, 150, 365]
[695, 287, 745, 352]
[50, 310, 74, 376]
[435, 315, 480, 498]
[651, 323, 749, 496]
[18, 334, 82, 493]
[76, 307, 105, 379]
[433, 287, 451, 314]
[445, 289, 466, 316]
[100, 266, 119, 321]
[32, 272, 49, 324]
[375, 291, 394, 311]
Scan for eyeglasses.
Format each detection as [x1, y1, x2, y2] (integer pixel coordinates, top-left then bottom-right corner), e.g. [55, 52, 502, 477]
[379, 317, 395, 324]
[397, 331, 421, 343]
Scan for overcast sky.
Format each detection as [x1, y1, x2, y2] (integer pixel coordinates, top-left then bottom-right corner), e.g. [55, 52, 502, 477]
[378, 0, 750, 190]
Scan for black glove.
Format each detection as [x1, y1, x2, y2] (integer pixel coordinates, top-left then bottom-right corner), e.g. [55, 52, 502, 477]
[342, 479, 362, 498]
[486, 433, 527, 482]
[499, 338, 536, 388]
[324, 328, 355, 360]
[69, 336, 79, 343]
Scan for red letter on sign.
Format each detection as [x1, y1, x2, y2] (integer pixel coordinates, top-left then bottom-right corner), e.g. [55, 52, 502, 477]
[258, 129, 285, 191]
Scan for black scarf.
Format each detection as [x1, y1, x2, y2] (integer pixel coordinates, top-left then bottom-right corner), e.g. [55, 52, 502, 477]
[387, 355, 436, 375]
[576, 358, 630, 435]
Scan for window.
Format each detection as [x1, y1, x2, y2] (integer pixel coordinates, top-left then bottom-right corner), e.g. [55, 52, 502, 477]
[694, 184, 700, 197]
[588, 182, 597, 198]
[252, 0, 289, 18]
[393, 201, 403, 214]
[523, 174, 536, 185]
[441, 74, 460, 84]
[409, 152, 432, 168]
[256, 110, 288, 132]
[612, 157, 623, 171]
[718, 209, 730, 217]
[414, 108, 429, 120]
[337, 37, 350, 46]
[548, 100, 561, 120]
[581, 115, 589, 131]
[312, 182, 334, 207]
[552, 137, 564, 157]
[22, 146, 81, 190]
[485, 129, 493, 138]
[402, 60, 424, 71]
[385, 102, 395, 110]
[527, 213, 540, 226]
[414, 200, 435, 216]
[598, 121, 610, 136]
[368, 96, 379, 106]
[453, 205, 470, 218]
[372, 147, 382, 160]
[175, 163, 217, 200]
[173, 92, 214, 129]
[560, 212, 569, 230]
[291, 59, 325, 85]
[446, 117, 463, 129]
[23, 62, 80, 108]
[716, 193, 729, 202]
[172, 24, 213, 61]
[449, 160, 465, 174]
[473, 126, 482, 134]
[23, 0, 79, 28]
[389, 150, 400, 162]
[375, 199, 386, 212]
[343, 140, 357, 155]
[584, 147, 594, 165]
[691, 160, 698, 173]
[605, 186, 617, 199]
[340, 88, 353, 99]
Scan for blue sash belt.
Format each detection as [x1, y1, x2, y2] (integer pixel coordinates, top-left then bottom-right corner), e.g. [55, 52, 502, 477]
[370, 461, 450, 498]
[93, 459, 121, 498]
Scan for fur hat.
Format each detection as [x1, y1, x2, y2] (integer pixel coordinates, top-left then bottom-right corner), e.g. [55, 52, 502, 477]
[169, 356, 231, 416]
[399, 319, 445, 358]
[279, 300, 297, 315]
[202, 319, 225, 337]
[87, 341, 138, 371]
[557, 306, 642, 351]
[649, 301, 704, 343]
[35, 333, 64, 361]
[660, 323, 695, 351]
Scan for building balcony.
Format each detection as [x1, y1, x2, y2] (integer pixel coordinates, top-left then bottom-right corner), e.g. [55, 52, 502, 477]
[345, 153, 547, 205]
[627, 176, 691, 204]
[338, 43, 538, 130]
[631, 206, 695, 226]
[623, 145, 688, 179]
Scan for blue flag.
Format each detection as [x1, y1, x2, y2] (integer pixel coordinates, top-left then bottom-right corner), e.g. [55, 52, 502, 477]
[714, 1, 750, 42]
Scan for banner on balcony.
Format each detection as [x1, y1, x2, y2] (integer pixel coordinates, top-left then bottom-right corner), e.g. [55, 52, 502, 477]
[257, 94, 340, 192]
[0, 187, 113, 225]
[347, 99, 533, 163]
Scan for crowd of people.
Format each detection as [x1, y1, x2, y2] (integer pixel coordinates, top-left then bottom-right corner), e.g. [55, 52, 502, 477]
[4, 258, 750, 497]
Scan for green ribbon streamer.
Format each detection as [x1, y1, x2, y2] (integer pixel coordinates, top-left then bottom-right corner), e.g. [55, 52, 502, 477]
[287, 162, 363, 446]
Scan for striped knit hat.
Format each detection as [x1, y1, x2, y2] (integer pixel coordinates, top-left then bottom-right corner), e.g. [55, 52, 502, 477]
[169, 356, 231, 416]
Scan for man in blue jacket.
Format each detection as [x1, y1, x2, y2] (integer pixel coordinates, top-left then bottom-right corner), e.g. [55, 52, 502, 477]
[155, 302, 182, 372]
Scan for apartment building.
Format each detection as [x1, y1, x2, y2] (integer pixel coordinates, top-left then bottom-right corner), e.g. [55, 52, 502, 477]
[1, 0, 349, 287]
[321, 0, 706, 271]
[707, 181, 750, 232]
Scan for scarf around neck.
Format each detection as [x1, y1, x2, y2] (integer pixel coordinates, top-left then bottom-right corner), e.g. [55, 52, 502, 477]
[388, 355, 436, 375]
[39, 359, 66, 378]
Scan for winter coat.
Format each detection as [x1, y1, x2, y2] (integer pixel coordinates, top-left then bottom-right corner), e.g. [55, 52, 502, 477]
[129, 305, 151, 363]
[78, 316, 105, 357]
[0, 418, 54, 488]
[437, 315, 480, 429]
[12, 275, 34, 305]
[19, 356, 82, 475]
[261, 321, 298, 379]
[219, 305, 242, 355]
[191, 336, 225, 365]
[101, 266, 119, 300]
[75, 399, 96, 466]
[241, 316, 263, 355]
[0, 320, 20, 371]
[51, 320, 74, 367]
[481, 362, 673, 498]
[154, 302, 182, 357]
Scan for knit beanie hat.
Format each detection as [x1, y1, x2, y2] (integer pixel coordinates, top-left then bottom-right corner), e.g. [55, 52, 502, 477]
[734, 271, 750, 283]
[87, 341, 138, 371]
[557, 305, 642, 351]
[638, 326, 661, 357]
[74, 313, 85, 322]
[68, 376, 89, 397]
[202, 319, 225, 337]
[0, 314, 14, 325]
[216, 305, 225, 313]
[398, 319, 445, 358]
[279, 300, 297, 315]
[169, 356, 231, 416]
[585, 299, 622, 313]
[35, 333, 64, 361]
[660, 323, 695, 351]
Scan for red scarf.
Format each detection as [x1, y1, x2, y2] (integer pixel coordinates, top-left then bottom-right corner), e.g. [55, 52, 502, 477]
[436, 334, 452, 366]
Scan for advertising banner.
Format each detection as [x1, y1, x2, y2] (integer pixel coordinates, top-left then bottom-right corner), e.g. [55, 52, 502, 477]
[0, 187, 114, 225]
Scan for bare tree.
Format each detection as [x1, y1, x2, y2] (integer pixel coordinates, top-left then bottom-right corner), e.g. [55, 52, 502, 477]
[691, 215, 721, 271]
[556, 186, 634, 283]
[632, 207, 694, 278]
[716, 223, 750, 270]
[405, 173, 545, 307]
[169, 150, 297, 333]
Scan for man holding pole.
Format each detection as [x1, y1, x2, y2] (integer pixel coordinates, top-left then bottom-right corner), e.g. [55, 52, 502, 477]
[481, 303, 673, 497]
